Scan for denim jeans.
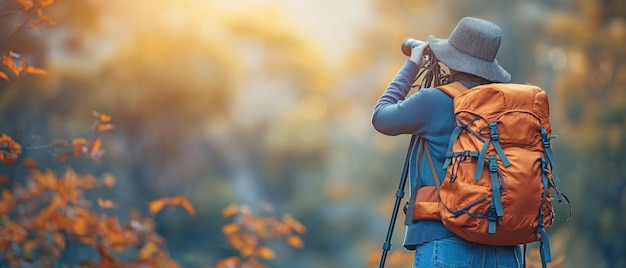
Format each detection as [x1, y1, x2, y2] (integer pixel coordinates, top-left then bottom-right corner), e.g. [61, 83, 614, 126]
[413, 236, 522, 268]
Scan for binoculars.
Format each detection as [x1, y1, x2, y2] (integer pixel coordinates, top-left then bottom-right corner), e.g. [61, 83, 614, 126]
[401, 38, 425, 56]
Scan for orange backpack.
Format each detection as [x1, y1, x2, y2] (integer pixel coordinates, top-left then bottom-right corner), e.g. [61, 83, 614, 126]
[405, 82, 570, 266]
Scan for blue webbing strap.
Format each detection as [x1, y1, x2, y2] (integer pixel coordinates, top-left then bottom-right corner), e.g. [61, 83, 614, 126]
[541, 128, 560, 183]
[443, 126, 463, 169]
[475, 122, 511, 180]
[447, 151, 480, 183]
[457, 116, 485, 142]
[475, 141, 489, 180]
[488, 155, 504, 233]
[441, 197, 488, 218]
[538, 157, 552, 268]
[489, 122, 511, 167]
[541, 127, 573, 221]
[443, 115, 484, 169]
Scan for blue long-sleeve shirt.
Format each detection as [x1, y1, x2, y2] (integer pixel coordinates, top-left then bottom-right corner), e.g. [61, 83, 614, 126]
[372, 60, 489, 249]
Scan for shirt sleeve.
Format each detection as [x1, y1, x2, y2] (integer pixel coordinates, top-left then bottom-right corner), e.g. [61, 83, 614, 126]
[372, 60, 443, 136]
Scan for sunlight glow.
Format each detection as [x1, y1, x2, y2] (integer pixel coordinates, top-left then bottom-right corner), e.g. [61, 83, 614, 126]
[299, 94, 328, 121]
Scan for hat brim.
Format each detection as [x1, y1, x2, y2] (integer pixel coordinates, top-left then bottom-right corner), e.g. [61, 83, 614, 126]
[428, 36, 511, 83]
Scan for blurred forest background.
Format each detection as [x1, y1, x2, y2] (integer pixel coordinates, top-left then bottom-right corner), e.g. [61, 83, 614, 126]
[0, 0, 624, 267]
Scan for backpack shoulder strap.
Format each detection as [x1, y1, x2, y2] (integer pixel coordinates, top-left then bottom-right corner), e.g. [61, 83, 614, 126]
[437, 81, 470, 98]
[404, 138, 442, 225]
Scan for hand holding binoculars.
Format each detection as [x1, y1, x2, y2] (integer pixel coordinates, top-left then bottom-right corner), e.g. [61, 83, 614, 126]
[401, 38, 426, 56]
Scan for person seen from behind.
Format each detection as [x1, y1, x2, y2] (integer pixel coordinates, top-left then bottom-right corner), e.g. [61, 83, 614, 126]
[372, 17, 523, 267]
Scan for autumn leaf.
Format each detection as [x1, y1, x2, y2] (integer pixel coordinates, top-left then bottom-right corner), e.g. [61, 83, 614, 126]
[97, 243, 121, 268]
[72, 138, 89, 157]
[25, 66, 47, 75]
[98, 123, 116, 132]
[30, 169, 57, 190]
[138, 241, 160, 260]
[23, 158, 38, 169]
[240, 246, 254, 257]
[56, 152, 71, 162]
[0, 189, 14, 215]
[170, 195, 196, 217]
[37, 9, 54, 25]
[222, 222, 240, 235]
[23, 239, 39, 258]
[101, 173, 116, 188]
[286, 235, 304, 249]
[17, 60, 28, 74]
[227, 235, 245, 250]
[93, 110, 113, 124]
[0, 223, 28, 242]
[89, 138, 105, 163]
[2, 55, 19, 77]
[149, 198, 169, 215]
[256, 246, 275, 260]
[40, 0, 55, 8]
[0, 53, 46, 81]
[149, 195, 196, 217]
[0, 175, 8, 185]
[283, 214, 307, 234]
[216, 256, 240, 268]
[222, 204, 240, 218]
[28, 21, 42, 32]
[52, 232, 65, 250]
[33, 198, 63, 229]
[0, 134, 22, 166]
[92, 111, 116, 132]
[17, 0, 34, 10]
[68, 138, 105, 163]
[93, 111, 112, 123]
[98, 198, 116, 209]
[72, 218, 89, 236]
[0, 71, 8, 81]
[106, 230, 137, 252]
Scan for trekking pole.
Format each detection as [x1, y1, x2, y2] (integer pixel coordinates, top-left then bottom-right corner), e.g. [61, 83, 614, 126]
[379, 134, 417, 268]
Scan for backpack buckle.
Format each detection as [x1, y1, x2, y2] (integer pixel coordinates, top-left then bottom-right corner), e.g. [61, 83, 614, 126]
[489, 155, 498, 173]
[489, 122, 500, 140]
[541, 128, 551, 148]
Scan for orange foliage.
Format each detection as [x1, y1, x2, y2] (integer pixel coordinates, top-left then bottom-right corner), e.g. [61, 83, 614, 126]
[0, 53, 47, 82]
[93, 110, 117, 132]
[149, 195, 196, 217]
[0, 189, 15, 215]
[0, 71, 9, 81]
[217, 204, 306, 267]
[1, 0, 55, 83]
[2, 55, 19, 76]
[0, 2, 193, 266]
[0, 166, 184, 266]
[0, 134, 22, 166]
[97, 198, 116, 209]
[0, 112, 187, 267]
[44, 111, 115, 163]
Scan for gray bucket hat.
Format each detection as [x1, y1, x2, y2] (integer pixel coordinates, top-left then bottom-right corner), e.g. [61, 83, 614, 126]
[428, 17, 511, 83]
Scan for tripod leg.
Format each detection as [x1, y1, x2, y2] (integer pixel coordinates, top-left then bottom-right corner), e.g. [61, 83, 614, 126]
[379, 135, 417, 268]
